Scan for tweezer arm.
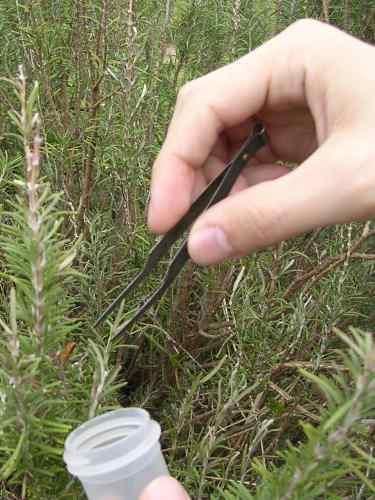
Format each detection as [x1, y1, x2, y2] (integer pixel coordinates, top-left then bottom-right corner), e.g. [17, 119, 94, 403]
[94, 161, 227, 328]
[95, 156, 227, 328]
[96, 124, 267, 335]
[113, 243, 189, 337]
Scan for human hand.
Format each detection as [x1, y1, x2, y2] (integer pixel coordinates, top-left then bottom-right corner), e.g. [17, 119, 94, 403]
[148, 20, 375, 265]
[140, 476, 190, 500]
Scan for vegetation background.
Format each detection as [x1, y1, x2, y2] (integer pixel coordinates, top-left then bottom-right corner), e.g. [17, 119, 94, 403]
[0, 1, 374, 499]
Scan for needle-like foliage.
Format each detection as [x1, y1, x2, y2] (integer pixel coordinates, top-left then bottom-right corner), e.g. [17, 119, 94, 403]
[0, 69, 121, 498]
[0, 1, 374, 499]
[220, 329, 375, 499]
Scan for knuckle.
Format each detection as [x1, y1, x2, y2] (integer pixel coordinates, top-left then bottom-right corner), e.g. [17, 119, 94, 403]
[247, 206, 271, 247]
[351, 140, 375, 212]
[287, 18, 322, 37]
[241, 202, 282, 251]
[284, 19, 335, 51]
[177, 81, 197, 105]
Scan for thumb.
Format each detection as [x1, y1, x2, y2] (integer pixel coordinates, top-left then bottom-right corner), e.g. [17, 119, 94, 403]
[140, 476, 190, 500]
[188, 133, 372, 265]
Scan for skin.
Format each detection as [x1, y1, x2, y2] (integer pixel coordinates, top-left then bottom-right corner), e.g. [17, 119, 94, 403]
[141, 19, 375, 499]
[140, 477, 190, 500]
[147, 19, 375, 266]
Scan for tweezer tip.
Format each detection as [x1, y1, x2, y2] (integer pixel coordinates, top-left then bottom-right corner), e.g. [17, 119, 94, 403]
[253, 121, 265, 136]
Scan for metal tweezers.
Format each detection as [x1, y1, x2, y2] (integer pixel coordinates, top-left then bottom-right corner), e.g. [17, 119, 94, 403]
[95, 122, 268, 338]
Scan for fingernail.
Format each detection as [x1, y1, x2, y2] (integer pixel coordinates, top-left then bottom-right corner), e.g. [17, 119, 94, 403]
[140, 476, 189, 500]
[147, 191, 162, 232]
[189, 227, 234, 264]
[147, 190, 157, 221]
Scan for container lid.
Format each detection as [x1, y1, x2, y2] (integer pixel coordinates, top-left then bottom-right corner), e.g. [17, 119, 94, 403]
[64, 408, 161, 481]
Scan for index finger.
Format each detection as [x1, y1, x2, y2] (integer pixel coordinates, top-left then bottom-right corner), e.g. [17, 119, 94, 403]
[147, 21, 322, 234]
[147, 55, 269, 234]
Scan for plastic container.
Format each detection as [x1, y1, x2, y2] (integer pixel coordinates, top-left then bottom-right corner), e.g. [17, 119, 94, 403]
[63, 408, 169, 500]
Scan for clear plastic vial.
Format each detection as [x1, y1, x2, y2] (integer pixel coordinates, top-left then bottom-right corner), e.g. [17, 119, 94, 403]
[63, 408, 169, 500]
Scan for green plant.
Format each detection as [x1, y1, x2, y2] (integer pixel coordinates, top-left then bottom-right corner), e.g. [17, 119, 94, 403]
[220, 329, 375, 499]
[0, 1, 374, 498]
[0, 69, 121, 498]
